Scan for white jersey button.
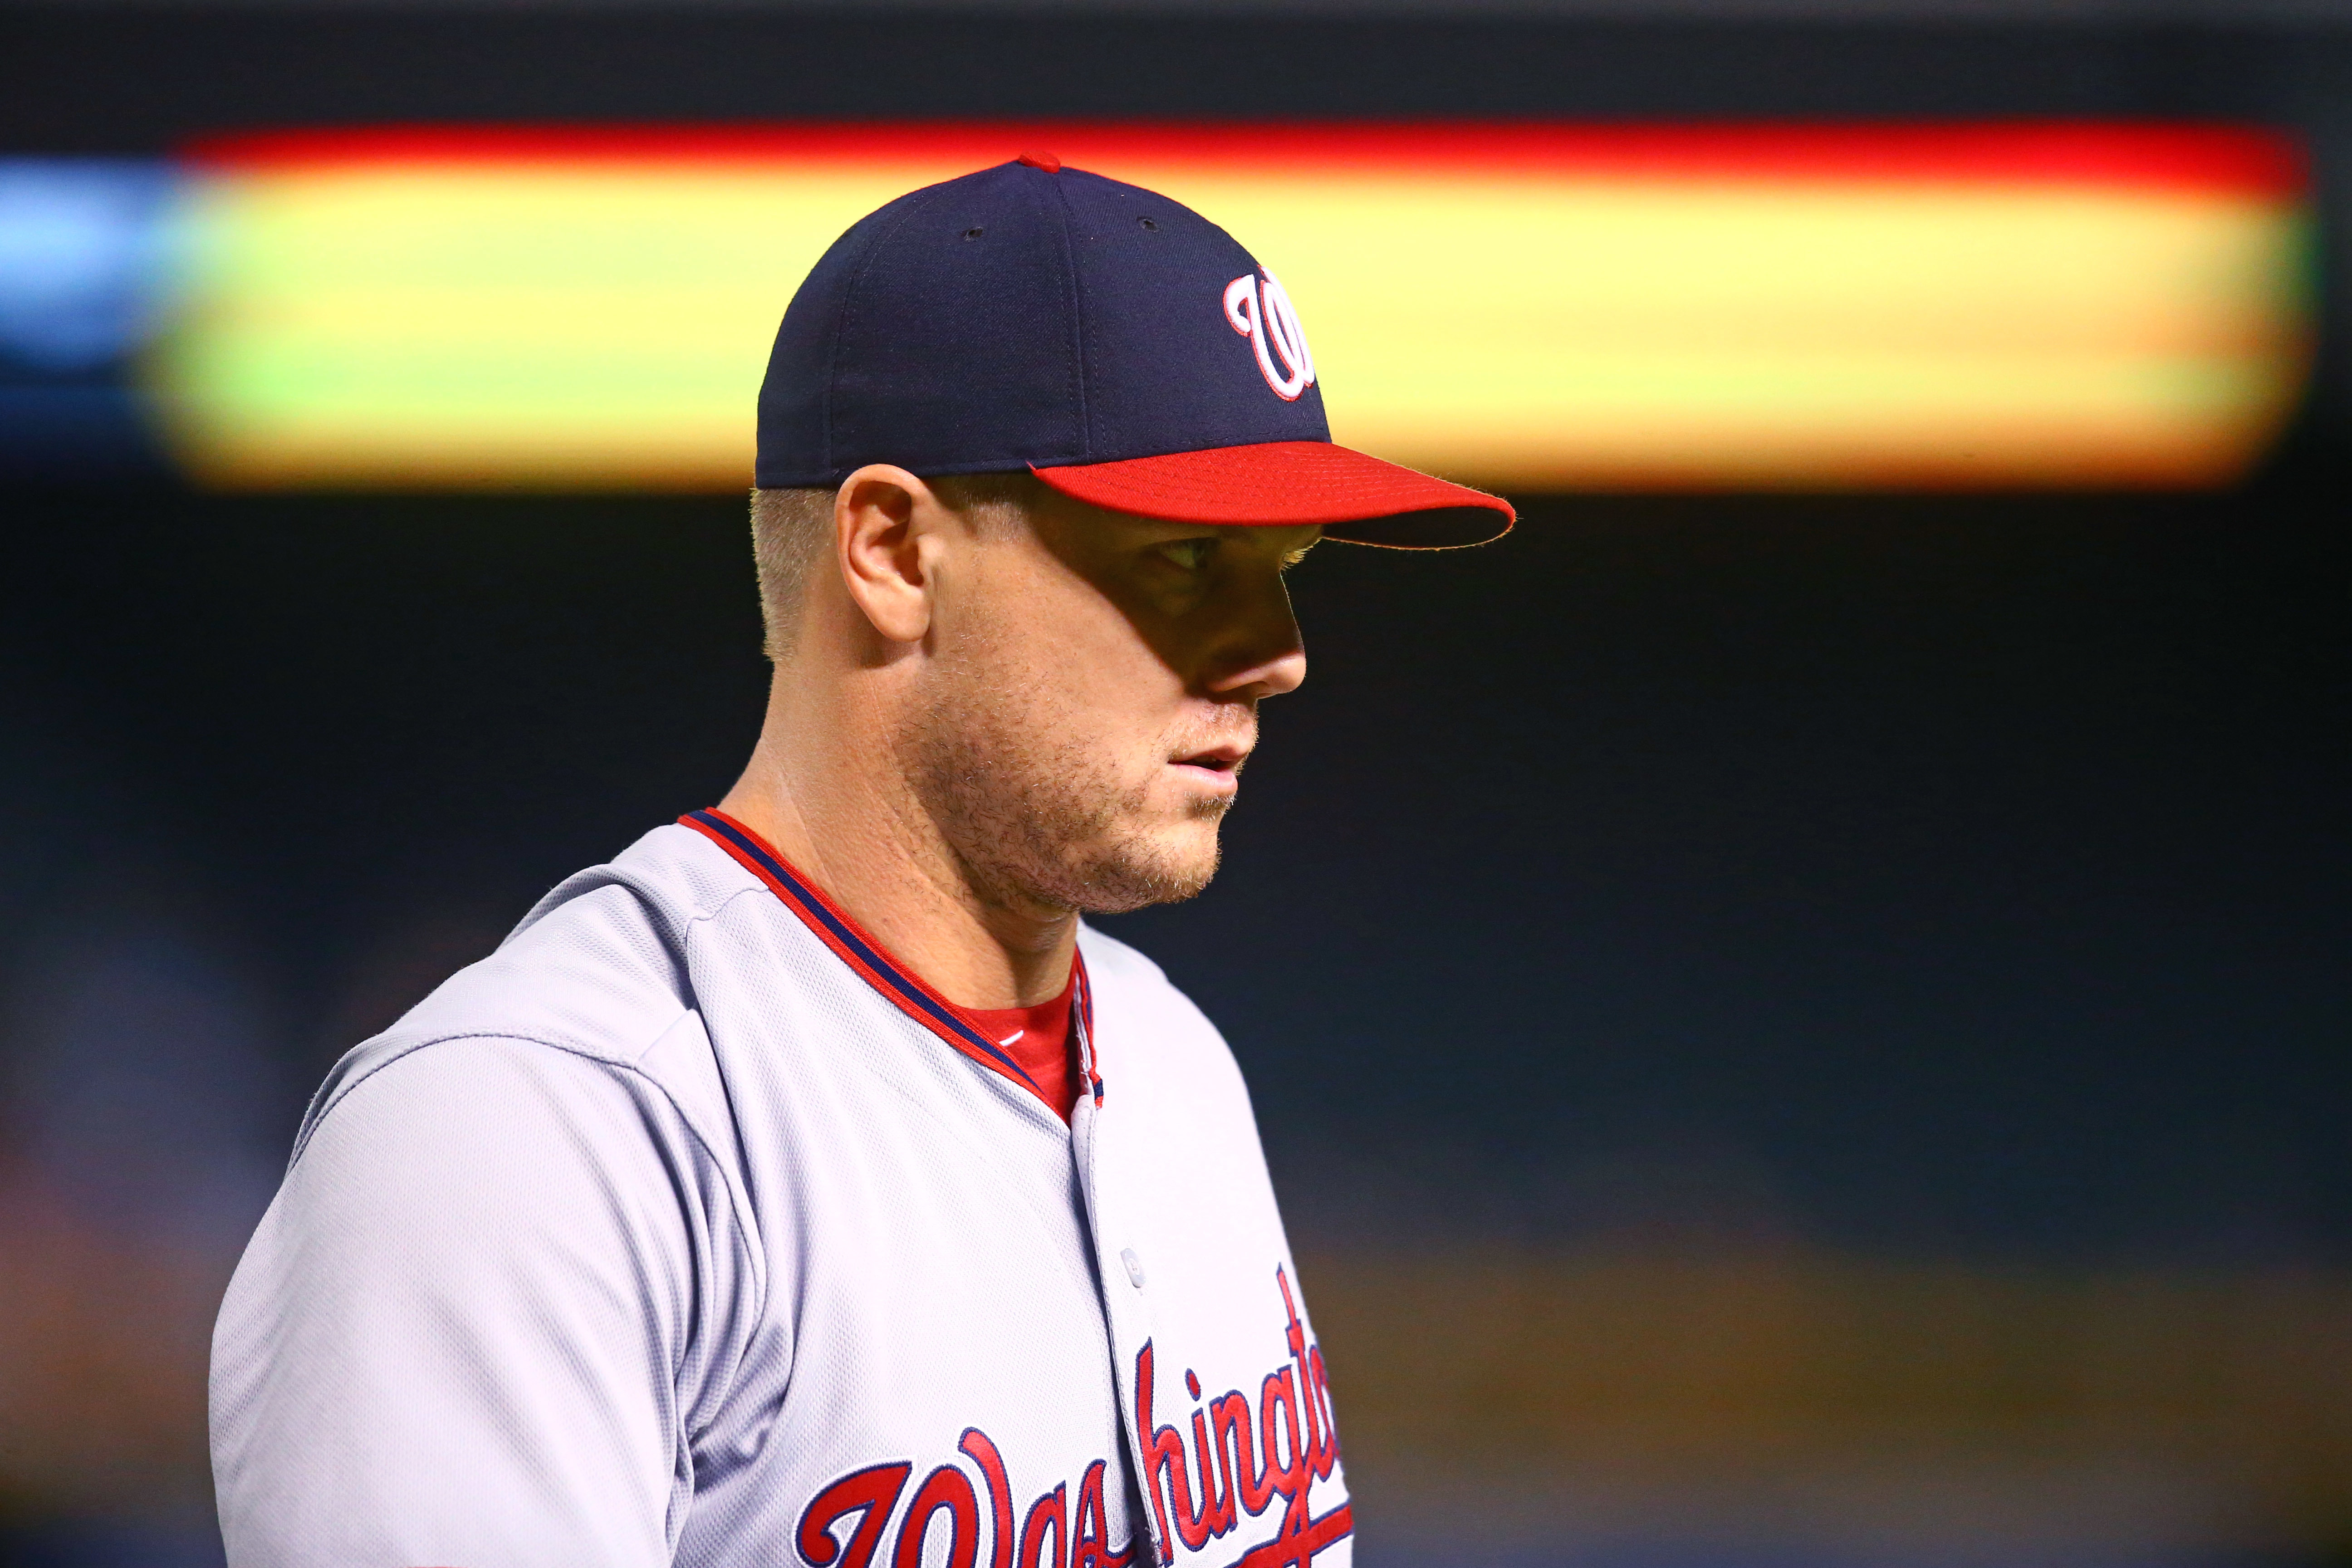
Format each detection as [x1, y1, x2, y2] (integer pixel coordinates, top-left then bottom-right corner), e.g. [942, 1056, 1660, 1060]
[1120, 1247, 1146, 1288]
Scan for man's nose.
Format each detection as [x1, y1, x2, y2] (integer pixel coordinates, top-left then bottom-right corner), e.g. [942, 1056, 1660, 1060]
[1210, 652, 1307, 703]
[1204, 591, 1308, 701]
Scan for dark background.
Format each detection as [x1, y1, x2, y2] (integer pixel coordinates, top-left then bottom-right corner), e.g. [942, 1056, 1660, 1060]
[5, 469, 2344, 1264]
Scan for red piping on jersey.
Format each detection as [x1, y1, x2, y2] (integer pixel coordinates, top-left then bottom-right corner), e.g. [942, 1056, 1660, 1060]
[679, 808, 1097, 1117]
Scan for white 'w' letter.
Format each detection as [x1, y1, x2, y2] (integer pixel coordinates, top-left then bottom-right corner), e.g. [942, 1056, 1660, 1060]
[1223, 272, 1315, 401]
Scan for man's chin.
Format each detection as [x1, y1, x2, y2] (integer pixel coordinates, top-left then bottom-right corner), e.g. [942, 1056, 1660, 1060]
[1062, 826, 1223, 915]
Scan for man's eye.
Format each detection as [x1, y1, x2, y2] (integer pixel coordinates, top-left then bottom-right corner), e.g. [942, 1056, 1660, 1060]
[1157, 539, 1215, 571]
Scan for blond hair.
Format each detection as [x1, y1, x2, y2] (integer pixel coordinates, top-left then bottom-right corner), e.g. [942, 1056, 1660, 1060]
[748, 473, 1037, 662]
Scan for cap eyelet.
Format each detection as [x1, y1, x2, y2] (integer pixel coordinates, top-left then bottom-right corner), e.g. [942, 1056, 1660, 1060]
[1137, 217, 1160, 231]
[962, 227, 984, 241]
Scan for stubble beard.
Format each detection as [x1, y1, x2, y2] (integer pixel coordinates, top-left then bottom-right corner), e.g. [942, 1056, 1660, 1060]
[903, 644, 1232, 917]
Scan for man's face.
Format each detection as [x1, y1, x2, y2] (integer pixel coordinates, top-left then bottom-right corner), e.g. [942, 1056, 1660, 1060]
[904, 486, 1316, 916]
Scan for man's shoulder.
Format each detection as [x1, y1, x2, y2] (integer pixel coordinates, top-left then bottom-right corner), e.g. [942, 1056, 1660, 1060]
[411, 822, 753, 1058]
[299, 823, 759, 1161]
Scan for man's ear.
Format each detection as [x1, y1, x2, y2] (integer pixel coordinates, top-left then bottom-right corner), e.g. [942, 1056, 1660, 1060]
[833, 465, 944, 645]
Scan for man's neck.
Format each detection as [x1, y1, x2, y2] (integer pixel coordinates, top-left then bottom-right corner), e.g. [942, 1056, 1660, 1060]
[716, 699, 1079, 1012]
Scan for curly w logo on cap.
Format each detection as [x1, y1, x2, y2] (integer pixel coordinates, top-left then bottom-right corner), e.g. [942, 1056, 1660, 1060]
[1223, 271, 1316, 402]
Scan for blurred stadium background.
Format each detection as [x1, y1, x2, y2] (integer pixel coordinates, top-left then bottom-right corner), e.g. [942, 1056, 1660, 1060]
[2, 0, 2349, 1565]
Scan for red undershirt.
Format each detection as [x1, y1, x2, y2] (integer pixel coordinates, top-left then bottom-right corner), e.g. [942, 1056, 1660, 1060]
[963, 967, 1079, 1125]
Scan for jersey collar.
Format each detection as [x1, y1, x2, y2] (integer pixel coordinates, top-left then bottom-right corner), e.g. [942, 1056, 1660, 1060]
[679, 808, 1095, 1117]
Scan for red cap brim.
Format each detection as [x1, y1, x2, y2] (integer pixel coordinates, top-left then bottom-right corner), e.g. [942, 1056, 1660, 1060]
[1030, 441, 1514, 549]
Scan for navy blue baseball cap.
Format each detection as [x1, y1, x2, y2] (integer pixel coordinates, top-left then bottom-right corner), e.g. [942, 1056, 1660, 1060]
[755, 152, 1514, 548]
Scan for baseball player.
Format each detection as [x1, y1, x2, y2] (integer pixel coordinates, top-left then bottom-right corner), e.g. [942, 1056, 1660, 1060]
[209, 152, 1513, 1568]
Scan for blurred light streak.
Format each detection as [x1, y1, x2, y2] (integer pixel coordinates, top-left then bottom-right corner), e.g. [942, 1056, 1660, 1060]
[0, 161, 185, 374]
[147, 122, 2314, 493]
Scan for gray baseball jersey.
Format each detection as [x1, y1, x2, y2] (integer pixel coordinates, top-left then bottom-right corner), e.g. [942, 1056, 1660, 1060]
[210, 810, 1352, 1568]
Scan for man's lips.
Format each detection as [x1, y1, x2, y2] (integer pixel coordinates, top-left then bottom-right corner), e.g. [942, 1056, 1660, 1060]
[1170, 740, 1250, 786]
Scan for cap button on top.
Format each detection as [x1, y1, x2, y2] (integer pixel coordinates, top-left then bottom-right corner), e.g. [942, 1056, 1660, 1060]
[1017, 150, 1062, 173]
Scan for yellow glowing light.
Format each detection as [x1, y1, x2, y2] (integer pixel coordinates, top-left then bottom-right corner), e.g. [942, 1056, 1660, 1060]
[152, 124, 2313, 491]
